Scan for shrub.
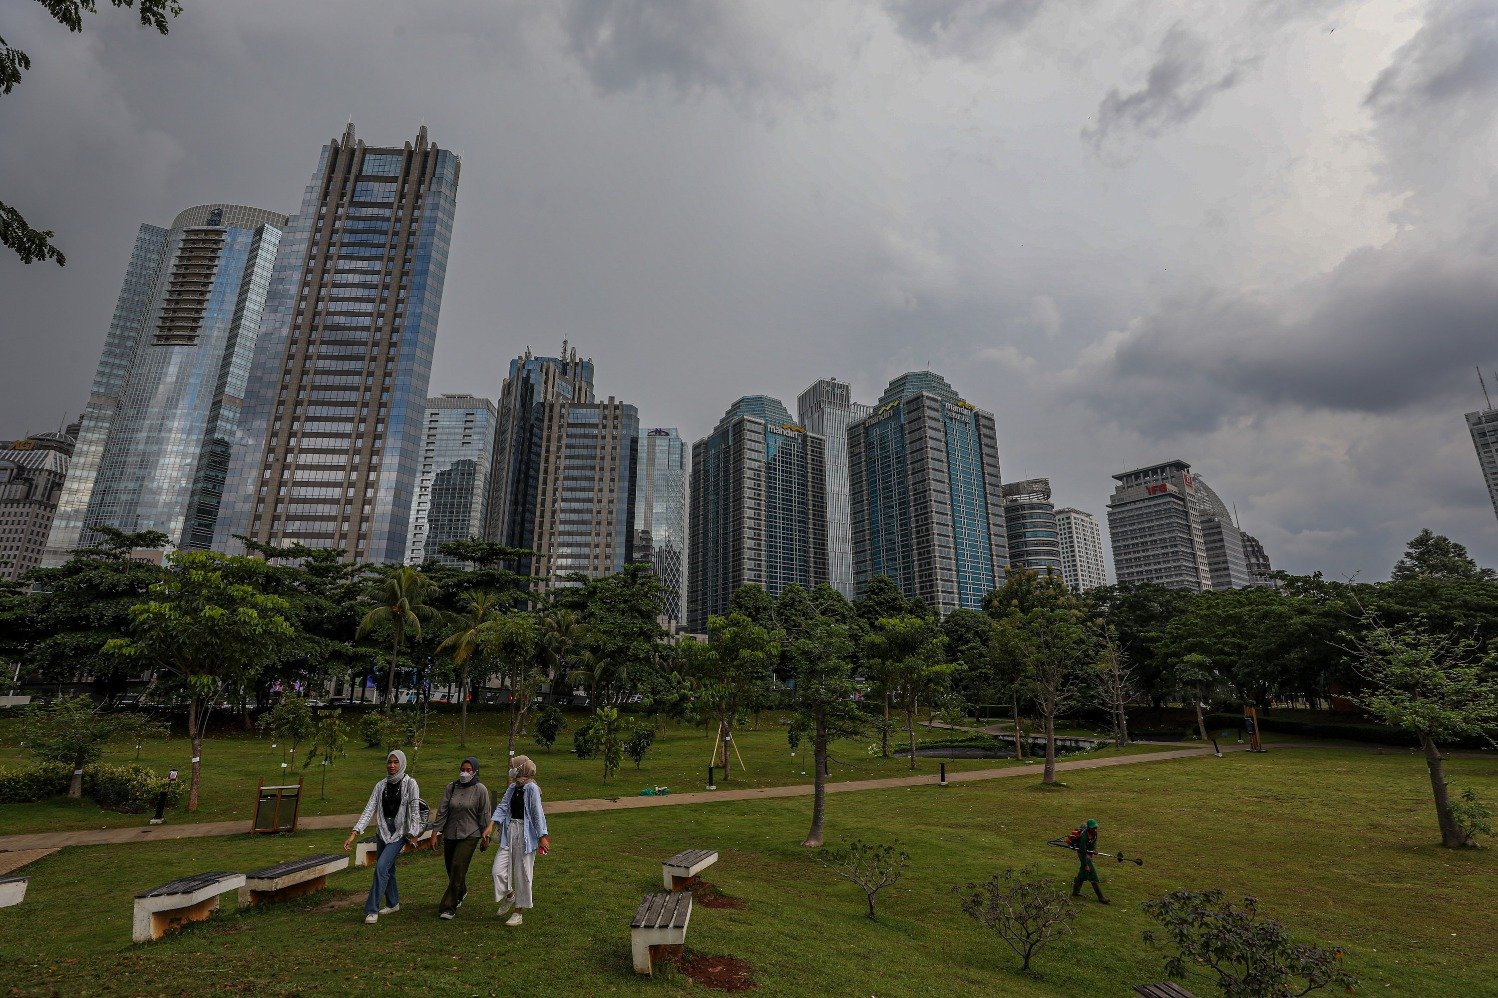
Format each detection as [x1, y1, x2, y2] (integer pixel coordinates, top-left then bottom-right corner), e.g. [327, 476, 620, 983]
[625, 723, 655, 769]
[1451, 788, 1494, 842]
[357, 711, 406, 750]
[817, 839, 910, 919]
[573, 721, 599, 760]
[956, 867, 1076, 972]
[534, 706, 567, 751]
[0, 763, 70, 802]
[83, 763, 183, 811]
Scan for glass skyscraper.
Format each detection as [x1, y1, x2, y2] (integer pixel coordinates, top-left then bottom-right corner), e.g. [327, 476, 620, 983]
[797, 378, 871, 599]
[1467, 402, 1498, 525]
[635, 427, 687, 625]
[1002, 478, 1063, 577]
[688, 396, 827, 632]
[847, 372, 1008, 615]
[216, 125, 460, 563]
[405, 395, 497, 565]
[44, 204, 287, 564]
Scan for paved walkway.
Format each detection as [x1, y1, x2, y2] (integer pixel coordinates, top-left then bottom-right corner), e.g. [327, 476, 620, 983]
[0, 742, 1248, 855]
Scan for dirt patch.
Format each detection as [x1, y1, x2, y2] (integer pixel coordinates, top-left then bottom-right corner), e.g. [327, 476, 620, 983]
[681, 953, 753, 991]
[0, 848, 57, 876]
[692, 882, 746, 909]
[306, 890, 364, 913]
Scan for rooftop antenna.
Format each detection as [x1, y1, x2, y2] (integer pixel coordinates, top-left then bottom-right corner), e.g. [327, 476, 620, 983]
[1480, 366, 1493, 410]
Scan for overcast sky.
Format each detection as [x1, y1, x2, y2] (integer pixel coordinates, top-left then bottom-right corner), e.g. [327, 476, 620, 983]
[3, 0, 1496, 579]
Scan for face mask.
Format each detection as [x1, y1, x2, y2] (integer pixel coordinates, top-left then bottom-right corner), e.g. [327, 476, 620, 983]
[458, 771, 474, 784]
[508, 768, 518, 781]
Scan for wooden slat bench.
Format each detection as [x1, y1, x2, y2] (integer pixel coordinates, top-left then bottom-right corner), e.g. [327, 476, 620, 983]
[239, 854, 349, 907]
[0, 875, 28, 909]
[1134, 983, 1198, 997]
[132, 872, 245, 943]
[662, 848, 718, 890]
[631, 891, 693, 976]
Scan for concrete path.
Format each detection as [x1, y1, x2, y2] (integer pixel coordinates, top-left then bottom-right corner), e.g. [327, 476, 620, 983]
[0, 742, 1248, 854]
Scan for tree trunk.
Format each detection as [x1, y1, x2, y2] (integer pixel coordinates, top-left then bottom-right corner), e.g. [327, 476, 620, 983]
[1011, 690, 1024, 760]
[68, 753, 84, 799]
[865, 893, 876, 919]
[459, 664, 469, 748]
[881, 692, 891, 758]
[188, 697, 203, 812]
[906, 703, 917, 771]
[507, 704, 519, 759]
[720, 718, 733, 780]
[1194, 692, 1208, 743]
[1042, 709, 1057, 785]
[1421, 734, 1472, 848]
[385, 624, 401, 708]
[803, 713, 828, 848]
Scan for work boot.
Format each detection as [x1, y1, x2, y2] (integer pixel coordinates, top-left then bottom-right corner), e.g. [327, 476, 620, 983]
[1092, 884, 1110, 905]
[1071, 878, 1083, 898]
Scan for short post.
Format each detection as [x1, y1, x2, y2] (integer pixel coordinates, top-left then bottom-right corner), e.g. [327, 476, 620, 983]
[707, 765, 716, 791]
[939, 762, 947, 787]
[150, 791, 167, 825]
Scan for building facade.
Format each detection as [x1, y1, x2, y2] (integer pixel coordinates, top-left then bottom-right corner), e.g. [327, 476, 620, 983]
[0, 431, 74, 580]
[688, 396, 827, 632]
[215, 125, 460, 563]
[847, 372, 1008, 615]
[634, 427, 688, 626]
[1468, 404, 1498, 525]
[796, 378, 871, 599]
[1192, 476, 1251, 591]
[1241, 532, 1275, 587]
[1002, 478, 1063, 578]
[1106, 460, 1213, 590]
[44, 204, 287, 564]
[1055, 507, 1108, 592]
[404, 395, 496, 565]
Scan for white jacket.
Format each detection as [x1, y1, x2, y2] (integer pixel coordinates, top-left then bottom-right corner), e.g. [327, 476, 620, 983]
[353, 775, 421, 842]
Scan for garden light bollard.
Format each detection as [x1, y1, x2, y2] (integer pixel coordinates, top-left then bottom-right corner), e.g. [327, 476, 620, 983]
[707, 765, 716, 791]
[939, 762, 947, 787]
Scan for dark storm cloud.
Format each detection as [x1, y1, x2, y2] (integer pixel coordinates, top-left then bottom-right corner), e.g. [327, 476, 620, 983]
[1366, 0, 1498, 112]
[883, 0, 1045, 59]
[1084, 25, 1251, 150]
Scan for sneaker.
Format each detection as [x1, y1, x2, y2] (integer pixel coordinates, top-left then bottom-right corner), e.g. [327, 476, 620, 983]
[364, 913, 378, 924]
[378, 904, 400, 915]
[505, 912, 523, 927]
[496, 894, 514, 916]
[439, 910, 455, 920]
[456, 894, 465, 910]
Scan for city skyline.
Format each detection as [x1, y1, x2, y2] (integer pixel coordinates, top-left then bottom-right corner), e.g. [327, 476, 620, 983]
[4, 4, 1497, 580]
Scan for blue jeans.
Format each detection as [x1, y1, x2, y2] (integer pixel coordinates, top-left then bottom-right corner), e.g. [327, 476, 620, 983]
[365, 837, 404, 915]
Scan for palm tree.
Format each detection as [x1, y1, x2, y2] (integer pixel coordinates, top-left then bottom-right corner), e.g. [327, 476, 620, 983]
[568, 648, 624, 708]
[356, 567, 440, 708]
[541, 608, 586, 705]
[436, 591, 504, 746]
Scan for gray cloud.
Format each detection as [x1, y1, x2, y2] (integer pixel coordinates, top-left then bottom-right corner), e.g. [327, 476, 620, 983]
[1084, 24, 1251, 150]
[883, 0, 1045, 60]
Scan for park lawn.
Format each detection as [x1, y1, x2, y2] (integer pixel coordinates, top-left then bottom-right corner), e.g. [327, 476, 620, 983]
[0, 746, 1493, 996]
[0, 710, 1168, 835]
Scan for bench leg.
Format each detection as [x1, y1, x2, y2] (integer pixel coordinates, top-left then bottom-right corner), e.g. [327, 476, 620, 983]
[632, 932, 654, 975]
[240, 875, 329, 908]
[137, 896, 219, 943]
[668, 873, 700, 891]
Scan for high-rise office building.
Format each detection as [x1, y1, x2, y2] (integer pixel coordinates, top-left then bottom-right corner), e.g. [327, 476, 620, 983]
[1192, 476, 1251, 591]
[404, 395, 496, 565]
[847, 372, 1008, 615]
[1106, 460, 1213, 590]
[44, 205, 288, 565]
[487, 345, 638, 591]
[216, 125, 460, 563]
[1, 430, 75, 580]
[1002, 478, 1063, 578]
[1241, 531, 1275, 588]
[797, 378, 871, 599]
[635, 428, 688, 626]
[1055, 507, 1108, 592]
[688, 396, 827, 632]
[1468, 401, 1498, 525]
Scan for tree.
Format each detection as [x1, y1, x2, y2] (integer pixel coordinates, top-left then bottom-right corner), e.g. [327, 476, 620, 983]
[21, 696, 162, 798]
[356, 566, 439, 707]
[817, 839, 910, 920]
[1176, 653, 1218, 743]
[2, 0, 184, 266]
[539, 607, 586, 705]
[533, 705, 567, 751]
[992, 573, 1101, 785]
[303, 711, 349, 800]
[259, 694, 314, 771]
[956, 868, 1077, 972]
[552, 565, 669, 703]
[1143, 890, 1357, 997]
[866, 615, 950, 770]
[435, 591, 506, 747]
[691, 609, 780, 780]
[780, 584, 861, 847]
[103, 552, 295, 811]
[1097, 630, 1135, 748]
[624, 721, 655, 769]
[1343, 612, 1498, 848]
[1392, 529, 1495, 583]
[479, 610, 541, 758]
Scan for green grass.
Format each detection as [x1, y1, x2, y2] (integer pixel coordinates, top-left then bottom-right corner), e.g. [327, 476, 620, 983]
[0, 746, 1492, 995]
[0, 709, 1167, 834]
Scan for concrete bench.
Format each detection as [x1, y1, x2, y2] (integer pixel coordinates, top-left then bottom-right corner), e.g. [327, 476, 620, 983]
[662, 848, 718, 890]
[630, 891, 693, 976]
[133, 872, 245, 943]
[239, 854, 349, 907]
[1134, 984, 1198, 998]
[354, 828, 438, 867]
[0, 875, 27, 909]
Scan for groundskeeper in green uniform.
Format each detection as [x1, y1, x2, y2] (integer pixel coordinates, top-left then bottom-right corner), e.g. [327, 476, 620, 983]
[1068, 818, 1109, 904]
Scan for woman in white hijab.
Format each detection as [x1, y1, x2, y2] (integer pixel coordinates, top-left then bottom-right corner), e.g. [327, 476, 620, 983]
[344, 749, 421, 924]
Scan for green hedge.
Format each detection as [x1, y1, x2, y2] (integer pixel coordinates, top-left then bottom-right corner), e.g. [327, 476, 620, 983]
[0, 762, 183, 809]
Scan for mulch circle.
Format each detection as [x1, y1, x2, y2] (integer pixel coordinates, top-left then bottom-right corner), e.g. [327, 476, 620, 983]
[692, 882, 746, 909]
[680, 953, 754, 991]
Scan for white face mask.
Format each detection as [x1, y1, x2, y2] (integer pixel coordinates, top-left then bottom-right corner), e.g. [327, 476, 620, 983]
[507, 768, 518, 781]
[458, 771, 474, 784]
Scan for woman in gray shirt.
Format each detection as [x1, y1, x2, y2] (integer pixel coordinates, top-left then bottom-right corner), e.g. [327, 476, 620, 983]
[431, 755, 491, 920]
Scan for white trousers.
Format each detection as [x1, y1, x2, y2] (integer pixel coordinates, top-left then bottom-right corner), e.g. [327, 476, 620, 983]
[492, 818, 535, 910]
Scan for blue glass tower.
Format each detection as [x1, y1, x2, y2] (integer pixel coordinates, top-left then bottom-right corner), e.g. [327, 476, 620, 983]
[847, 372, 1008, 614]
[635, 427, 688, 625]
[216, 125, 460, 563]
[405, 395, 497, 565]
[44, 204, 287, 563]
